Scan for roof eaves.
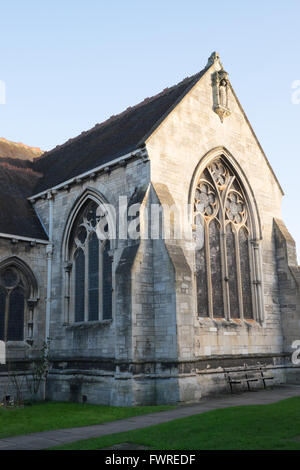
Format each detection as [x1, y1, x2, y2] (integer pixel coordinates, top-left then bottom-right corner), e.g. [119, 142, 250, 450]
[137, 65, 212, 147]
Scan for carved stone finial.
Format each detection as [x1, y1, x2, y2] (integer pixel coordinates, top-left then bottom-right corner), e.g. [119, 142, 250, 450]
[207, 51, 220, 67]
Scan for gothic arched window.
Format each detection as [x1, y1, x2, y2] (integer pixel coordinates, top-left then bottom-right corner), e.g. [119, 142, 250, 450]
[194, 157, 255, 320]
[0, 267, 27, 341]
[68, 199, 113, 322]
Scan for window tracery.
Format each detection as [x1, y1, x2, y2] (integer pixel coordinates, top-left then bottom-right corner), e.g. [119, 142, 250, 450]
[0, 263, 36, 342]
[68, 199, 113, 322]
[194, 157, 254, 320]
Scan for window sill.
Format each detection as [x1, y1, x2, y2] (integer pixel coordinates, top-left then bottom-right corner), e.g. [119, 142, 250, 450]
[197, 317, 260, 328]
[4, 341, 32, 350]
[64, 319, 113, 330]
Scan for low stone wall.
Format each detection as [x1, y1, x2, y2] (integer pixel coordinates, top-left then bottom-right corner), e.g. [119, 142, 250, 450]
[44, 353, 300, 406]
[0, 370, 44, 404]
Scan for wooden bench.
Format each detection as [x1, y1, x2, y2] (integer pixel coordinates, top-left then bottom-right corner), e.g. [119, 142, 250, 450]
[224, 365, 274, 393]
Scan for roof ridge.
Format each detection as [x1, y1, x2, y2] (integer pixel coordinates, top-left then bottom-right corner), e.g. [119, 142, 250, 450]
[35, 69, 204, 162]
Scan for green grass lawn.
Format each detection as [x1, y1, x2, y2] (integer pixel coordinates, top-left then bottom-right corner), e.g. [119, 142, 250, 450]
[51, 397, 300, 450]
[0, 402, 175, 439]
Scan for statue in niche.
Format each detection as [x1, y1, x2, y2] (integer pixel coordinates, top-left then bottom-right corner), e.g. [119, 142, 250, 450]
[219, 78, 228, 108]
[212, 71, 231, 123]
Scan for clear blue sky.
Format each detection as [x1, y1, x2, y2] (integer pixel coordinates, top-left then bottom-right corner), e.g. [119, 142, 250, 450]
[0, 1, 299, 258]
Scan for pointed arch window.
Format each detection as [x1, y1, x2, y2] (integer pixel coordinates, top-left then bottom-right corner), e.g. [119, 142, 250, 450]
[68, 199, 113, 322]
[194, 157, 256, 320]
[0, 266, 29, 341]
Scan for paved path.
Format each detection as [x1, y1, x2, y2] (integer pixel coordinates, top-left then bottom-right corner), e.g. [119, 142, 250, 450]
[0, 384, 299, 450]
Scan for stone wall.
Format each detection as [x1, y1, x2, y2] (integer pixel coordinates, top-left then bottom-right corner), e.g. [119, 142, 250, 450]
[0, 238, 48, 402]
[33, 155, 152, 404]
[274, 218, 300, 383]
[144, 57, 297, 400]
[1, 58, 299, 406]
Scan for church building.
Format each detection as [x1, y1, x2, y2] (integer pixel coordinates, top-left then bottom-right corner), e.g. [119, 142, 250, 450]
[0, 52, 299, 405]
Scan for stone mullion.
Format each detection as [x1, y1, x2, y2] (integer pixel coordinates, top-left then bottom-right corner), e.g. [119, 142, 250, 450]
[248, 239, 256, 321]
[219, 188, 230, 320]
[84, 243, 89, 322]
[220, 226, 230, 320]
[251, 240, 263, 323]
[235, 227, 244, 319]
[64, 263, 72, 324]
[109, 249, 115, 320]
[63, 269, 69, 324]
[99, 240, 104, 321]
[205, 221, 213, 318]
[70, 264, 75, 322]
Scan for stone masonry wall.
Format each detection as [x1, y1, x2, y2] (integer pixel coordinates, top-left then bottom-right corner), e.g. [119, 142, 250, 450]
[33, 156, 151, 404]
[2, 59, 298, 405]
[274, 218, 300, 382]
[0, 238, 48, 402]
[144, 58, 292, 399]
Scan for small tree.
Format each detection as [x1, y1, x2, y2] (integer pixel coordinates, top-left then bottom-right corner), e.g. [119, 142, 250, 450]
[26, 341, 50, 401]
[7, 370, 25, 406]
[5, 357, 26, 407]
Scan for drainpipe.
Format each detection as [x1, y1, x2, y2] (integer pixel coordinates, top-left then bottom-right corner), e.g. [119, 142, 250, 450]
[44, 192, 53, 401]
[45, 192, 53, 342]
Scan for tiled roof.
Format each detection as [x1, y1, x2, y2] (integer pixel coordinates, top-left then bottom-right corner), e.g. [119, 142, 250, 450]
[0, 161, 47, 240]
[0, 65, 209, 239]
[33, 67, 208, 193]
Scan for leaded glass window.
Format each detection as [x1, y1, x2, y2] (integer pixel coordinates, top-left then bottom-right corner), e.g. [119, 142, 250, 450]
[194, 157, 254, 320]
[69, 199, 113, 322]
[88, 233, 99, 321]
[0, 267, 27, 341]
